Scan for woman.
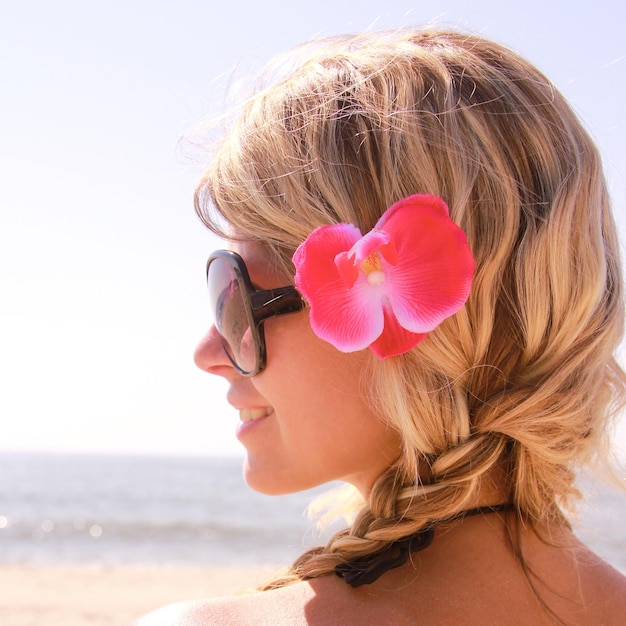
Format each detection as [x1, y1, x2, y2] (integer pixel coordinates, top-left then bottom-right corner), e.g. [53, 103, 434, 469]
[137, 29, 626, 624]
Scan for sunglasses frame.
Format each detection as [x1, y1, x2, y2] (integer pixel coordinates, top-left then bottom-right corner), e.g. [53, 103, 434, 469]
[207, 249, 305, 376]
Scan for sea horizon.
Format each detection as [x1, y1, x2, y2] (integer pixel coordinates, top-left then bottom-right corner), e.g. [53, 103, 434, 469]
[1, 450, 624, 572]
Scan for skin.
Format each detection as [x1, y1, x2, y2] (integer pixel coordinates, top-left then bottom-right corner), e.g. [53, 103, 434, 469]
[194, 241, 402, 497]
[133, 241, 626, 625]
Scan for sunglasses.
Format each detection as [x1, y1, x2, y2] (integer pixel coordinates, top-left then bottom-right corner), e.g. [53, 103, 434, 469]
[206, 250, 305, 376]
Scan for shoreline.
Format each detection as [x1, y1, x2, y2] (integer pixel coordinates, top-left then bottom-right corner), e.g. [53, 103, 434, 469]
[0, 563, 278, 626]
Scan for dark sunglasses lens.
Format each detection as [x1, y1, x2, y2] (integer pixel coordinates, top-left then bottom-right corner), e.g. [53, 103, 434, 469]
[208, 257, 257, 374]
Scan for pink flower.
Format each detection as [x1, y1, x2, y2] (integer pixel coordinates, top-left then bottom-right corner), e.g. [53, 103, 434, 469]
[292, 194, 475, 358]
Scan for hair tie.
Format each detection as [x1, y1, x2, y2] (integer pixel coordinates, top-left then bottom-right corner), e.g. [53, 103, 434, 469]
[334, 504, 514, 587]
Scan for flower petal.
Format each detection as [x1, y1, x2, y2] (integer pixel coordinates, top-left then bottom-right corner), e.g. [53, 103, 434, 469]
[376, 194, 450, 229]
[350, 230, 391, 265]
[334, 251, 359, 288]
[292, 223, 361, 295]
[294, 223, 385, 351]
[378, 195, 474, 333]
[314, 275, 385, 351]
[369, 305, 426, 358]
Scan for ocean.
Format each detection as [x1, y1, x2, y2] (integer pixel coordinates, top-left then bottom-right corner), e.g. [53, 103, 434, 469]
[0, 452, 624, 571]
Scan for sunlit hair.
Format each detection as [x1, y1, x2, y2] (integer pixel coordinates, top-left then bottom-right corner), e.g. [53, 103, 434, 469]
[194, 29, 626, 589]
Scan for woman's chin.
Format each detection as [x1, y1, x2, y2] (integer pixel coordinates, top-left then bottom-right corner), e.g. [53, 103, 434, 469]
[241, 455, 320, 496]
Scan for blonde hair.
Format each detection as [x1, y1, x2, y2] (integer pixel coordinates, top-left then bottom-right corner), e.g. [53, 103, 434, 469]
[195, 29, 626, 587]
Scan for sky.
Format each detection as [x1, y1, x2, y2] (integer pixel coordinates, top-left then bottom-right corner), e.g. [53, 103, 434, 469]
[1, 0, 625, 458]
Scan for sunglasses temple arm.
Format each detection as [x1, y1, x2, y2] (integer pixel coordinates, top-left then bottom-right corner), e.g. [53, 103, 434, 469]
[250, 287, 304, 320]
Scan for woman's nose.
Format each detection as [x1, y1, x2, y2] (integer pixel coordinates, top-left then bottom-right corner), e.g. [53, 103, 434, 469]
[194, 325, 234, 377]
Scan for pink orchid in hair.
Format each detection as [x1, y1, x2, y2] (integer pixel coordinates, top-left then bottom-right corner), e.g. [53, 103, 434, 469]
[292, 194, 475, 358]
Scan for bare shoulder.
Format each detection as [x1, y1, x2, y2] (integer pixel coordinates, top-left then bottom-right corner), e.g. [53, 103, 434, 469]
[129, 592, 303, 626]
[129, 594, 289, 626]
[130, 579, 346, 626]
[526, 531, 626, 626]
[129, 575, 410, 626]
[575, 546, 626, 624]
[603, 563, 626, 618]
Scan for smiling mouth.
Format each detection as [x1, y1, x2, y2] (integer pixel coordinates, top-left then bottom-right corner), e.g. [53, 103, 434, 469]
[239, 407, 274, 422]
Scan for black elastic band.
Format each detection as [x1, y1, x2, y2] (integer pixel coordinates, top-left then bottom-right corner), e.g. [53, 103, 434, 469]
[334, 503, 514, 587]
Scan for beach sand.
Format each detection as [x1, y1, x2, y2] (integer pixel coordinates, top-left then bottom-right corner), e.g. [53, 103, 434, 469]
[0, 563, 277, 626]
